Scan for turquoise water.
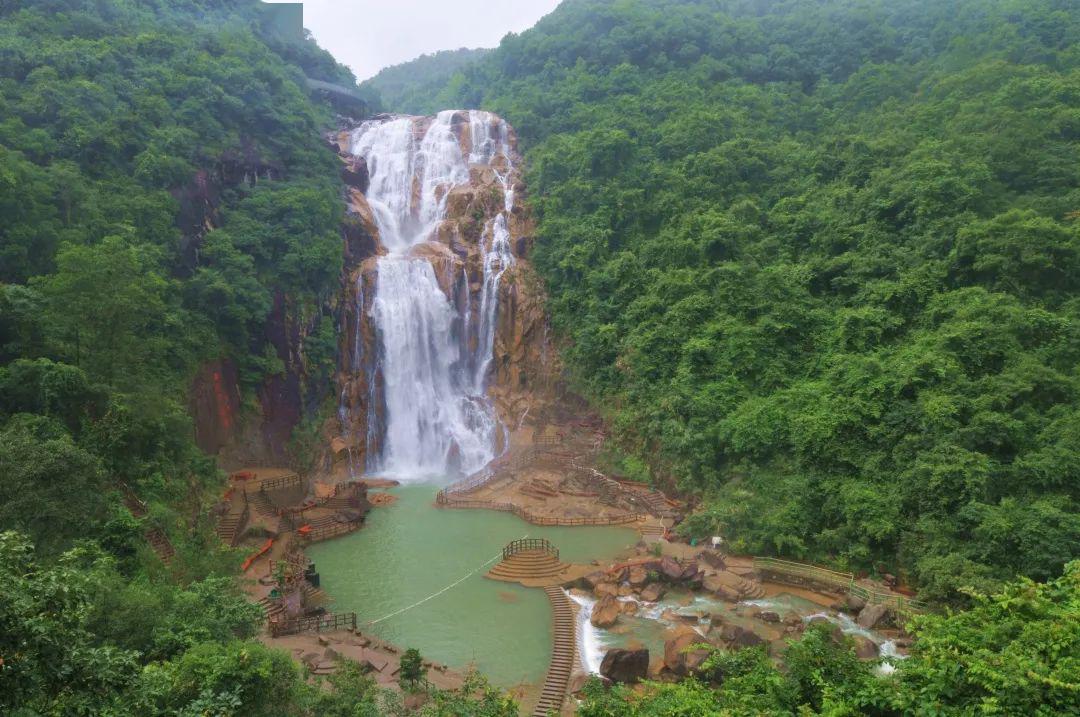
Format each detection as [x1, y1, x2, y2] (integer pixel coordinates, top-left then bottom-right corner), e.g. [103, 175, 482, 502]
[306, 483, 637, 686]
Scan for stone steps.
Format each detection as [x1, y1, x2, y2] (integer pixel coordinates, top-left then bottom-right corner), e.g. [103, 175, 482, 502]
[533, 587, 575, 717]
[145, 527, 175, 565]
[216, 511, 246, 546]
[250, 490, 278, 517]
[486, 550, 567, 581]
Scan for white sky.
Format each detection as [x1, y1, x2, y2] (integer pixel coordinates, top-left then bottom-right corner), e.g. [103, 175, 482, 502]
[266, 0, 562, 81]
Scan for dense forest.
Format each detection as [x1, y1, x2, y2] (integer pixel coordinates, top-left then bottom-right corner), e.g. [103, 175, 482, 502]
[3, 0, 1079, 714]
[404, 0, 1080, 604]
[0, 1, 510, 713]
[360, 47, 490, 114]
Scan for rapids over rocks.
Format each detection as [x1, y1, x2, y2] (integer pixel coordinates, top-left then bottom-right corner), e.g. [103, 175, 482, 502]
[332, 110, 548, 481]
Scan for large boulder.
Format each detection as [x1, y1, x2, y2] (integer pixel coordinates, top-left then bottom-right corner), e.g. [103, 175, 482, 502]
[857, 603, 889, 629]
[640, 583, 665, 602]
[845, 592, 867, 612]
[664, 628, 713, 676]
[679, 561, 701, 582]
[756, 610, 781, 624]
[852, 635, 879, 659]
[591, 595, 621, 628]
[717, 624, 765, 650]
[594, 581, 619, 598]
[600, 648, 649, 684]
[627, 565, 649, 586]
[576, 571, 608, 591]
[341, 156, 369, 193]
[658, 556, 684, 582]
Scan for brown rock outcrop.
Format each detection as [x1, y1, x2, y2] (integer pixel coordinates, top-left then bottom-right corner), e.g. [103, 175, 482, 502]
[852, 635, 879, 659]
[591, 595, 621, 628]
[857, 603, 889, 629]
[663, 628, 713, 676]
[600, 649, 649, 684]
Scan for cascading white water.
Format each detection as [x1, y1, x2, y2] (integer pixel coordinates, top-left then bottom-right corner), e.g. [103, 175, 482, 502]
[349, 110, 518, 479]
[371, 259, 498, 476]
[474, 212, 515, 390]
[568, 591, 605, 674]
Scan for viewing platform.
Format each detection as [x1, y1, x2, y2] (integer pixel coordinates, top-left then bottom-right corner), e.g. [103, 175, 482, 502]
[486, 538, 569, 586]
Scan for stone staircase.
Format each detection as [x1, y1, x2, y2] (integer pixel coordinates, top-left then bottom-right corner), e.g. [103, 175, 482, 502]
[145, 527, 175, 565]
[258, 584, 328, 625]
[257, 595, 286, 622]
[321, 483, 366, 510]
[120, 485, 176, 566]
[250, 489, 278, 517]
[216, 506, 247, 547]
[486, 549, 567, 583]
[520, 478, 559, 501]
[533, 587, 575, 717]
[705, 569, 766, 600]
[634, 487, 679, 519]
[639, 520, 667, 540]
[736, 573, 765, 600]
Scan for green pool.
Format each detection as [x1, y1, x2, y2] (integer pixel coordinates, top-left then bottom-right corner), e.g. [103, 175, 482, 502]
[306, 483, 637, 687]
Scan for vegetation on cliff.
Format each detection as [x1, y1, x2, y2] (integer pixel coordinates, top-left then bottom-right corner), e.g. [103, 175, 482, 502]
[0, 2, 513, 714]
[415, 0, 1080, 602]
[360, 47, 490, 114]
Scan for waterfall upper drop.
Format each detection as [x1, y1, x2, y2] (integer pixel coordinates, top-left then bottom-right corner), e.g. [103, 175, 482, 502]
[345, 110, 520, 480]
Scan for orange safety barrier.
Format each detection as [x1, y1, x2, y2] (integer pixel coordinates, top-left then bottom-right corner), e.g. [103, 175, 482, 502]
[297, 524, 312, 536]
[231, 471, 255, 481]
[241, 538, 273, 572]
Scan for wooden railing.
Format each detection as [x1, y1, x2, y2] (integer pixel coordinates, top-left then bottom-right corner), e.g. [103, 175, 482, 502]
[298, 521, 359, 545]
[229, 500, 250, 548]
[504, 537, 559, 561]
[438, 466, 496, 499]
[269, 611, 356, 637]
[753, 557, 929, 619]
[438, 497, 643, 527]
[251, 473, 302, 493]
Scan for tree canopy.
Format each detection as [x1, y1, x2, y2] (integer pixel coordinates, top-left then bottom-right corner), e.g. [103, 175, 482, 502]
[409, 0, 1080, 601]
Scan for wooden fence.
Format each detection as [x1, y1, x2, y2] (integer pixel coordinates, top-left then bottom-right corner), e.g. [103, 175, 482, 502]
[250, 473, 302, 493]
[503, 537, 559, 561]
[753, 557, 928, 620]
[298, 520, 360, 545]
[269, 611, 356, 637]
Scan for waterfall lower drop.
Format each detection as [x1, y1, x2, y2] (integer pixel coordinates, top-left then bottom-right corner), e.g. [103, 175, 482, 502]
[568, 591, 604, 674]
[350, 110, 517, 480]
[371, 259, 498, 476]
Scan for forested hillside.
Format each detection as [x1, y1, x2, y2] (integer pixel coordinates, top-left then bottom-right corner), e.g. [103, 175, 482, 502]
[415, 0, 1080, 602]
[0, 0, 350, 548]
[359, 47, 490, 114]
[0, 1, 388, 712]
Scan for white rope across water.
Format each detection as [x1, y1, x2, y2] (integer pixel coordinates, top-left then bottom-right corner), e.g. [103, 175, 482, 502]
[364, 534, 528, 626]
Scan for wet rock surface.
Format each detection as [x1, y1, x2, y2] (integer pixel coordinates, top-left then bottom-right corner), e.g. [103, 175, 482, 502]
[600, 648, 649, 684]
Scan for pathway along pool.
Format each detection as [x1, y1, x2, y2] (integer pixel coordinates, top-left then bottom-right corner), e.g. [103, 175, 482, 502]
[306, 483, 638, 687]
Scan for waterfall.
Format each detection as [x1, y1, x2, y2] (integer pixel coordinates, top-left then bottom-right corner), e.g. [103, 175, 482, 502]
[474, 212, 515, 390]
[568, 591, 605, 674]
[348, 110, 517, 479]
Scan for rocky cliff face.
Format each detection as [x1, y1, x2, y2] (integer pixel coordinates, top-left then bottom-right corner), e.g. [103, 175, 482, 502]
[185, 150, 330, 468]
[328, 112, 559, 475]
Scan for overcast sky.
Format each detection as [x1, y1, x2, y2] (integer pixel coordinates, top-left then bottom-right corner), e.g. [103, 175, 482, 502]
[266, 0, 562, 81]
